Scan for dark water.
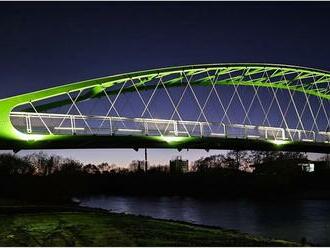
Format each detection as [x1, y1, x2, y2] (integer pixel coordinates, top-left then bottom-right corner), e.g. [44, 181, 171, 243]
[80, 195, 330, 245]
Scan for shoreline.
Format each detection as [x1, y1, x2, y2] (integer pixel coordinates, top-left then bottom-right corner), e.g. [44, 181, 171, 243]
[0, 203, 304, 246]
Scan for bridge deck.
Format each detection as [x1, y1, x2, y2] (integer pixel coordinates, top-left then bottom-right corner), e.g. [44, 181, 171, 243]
[0, 134, 328, 153]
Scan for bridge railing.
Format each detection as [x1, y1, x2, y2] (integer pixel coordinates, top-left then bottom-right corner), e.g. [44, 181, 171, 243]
[9, 112, 330, 143]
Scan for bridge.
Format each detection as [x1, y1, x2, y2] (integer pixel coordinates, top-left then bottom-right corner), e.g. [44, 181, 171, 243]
[0, 63, 329, 153]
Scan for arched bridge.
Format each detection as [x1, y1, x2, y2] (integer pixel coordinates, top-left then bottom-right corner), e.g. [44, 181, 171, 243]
[0, 63, 329, 153]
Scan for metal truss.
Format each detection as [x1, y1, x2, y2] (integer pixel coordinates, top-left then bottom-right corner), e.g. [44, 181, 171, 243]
[0, 63, 329, 151]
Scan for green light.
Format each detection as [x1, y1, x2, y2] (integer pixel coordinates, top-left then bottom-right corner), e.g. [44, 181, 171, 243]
[269, 140, 291, 146]
[160, 136, 188, 143]
[14, 129, 47, 142]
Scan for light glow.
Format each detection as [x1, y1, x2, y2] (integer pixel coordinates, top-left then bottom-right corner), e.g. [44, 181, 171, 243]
[269, 139, 290, 146]
[160, 136, 187, 143]
[14, 129, 46, 142]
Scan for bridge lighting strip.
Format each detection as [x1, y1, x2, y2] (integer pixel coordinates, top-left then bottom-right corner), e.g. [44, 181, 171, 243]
[230, 124, 256, 129]
[258, 126, 284, 131]
[319, 131, 330, 136]
[286, 128, 303, 132]
[168, 131, 189, 134]
[12, 112, 209, 126]
[10, 112, 131, 121]
[247, 135, 260, 139]
[54, 127, 85, 131]
[133, 117, 170, 124]
[117, 129, 143, 133]
[210, 133, 226, 137]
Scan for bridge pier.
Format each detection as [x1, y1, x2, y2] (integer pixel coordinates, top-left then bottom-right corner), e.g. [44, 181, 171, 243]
[144, 148, 148, 173]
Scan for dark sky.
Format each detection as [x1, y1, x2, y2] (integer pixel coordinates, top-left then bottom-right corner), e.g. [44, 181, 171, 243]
[0, 2, 329, 165]
[1, 2, 330, 98]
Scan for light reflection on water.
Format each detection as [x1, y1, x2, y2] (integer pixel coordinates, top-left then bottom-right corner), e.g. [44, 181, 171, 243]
[80, 195, 330, 245]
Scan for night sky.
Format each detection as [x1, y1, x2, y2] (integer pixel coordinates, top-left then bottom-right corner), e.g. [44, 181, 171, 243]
[0, 2, 329, 166]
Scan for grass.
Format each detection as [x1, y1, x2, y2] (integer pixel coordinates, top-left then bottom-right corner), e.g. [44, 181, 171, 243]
[0, 210, 300, 246]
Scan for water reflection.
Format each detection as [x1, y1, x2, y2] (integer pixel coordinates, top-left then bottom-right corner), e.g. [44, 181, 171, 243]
[80, 196, 330, 245]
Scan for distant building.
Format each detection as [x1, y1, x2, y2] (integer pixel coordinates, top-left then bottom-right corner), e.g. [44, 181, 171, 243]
[299, 163, 315, 173]
[170, 156, 189, 174]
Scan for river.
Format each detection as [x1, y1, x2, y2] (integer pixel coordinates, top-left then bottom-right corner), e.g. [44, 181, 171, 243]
[80, 195, 330, 245]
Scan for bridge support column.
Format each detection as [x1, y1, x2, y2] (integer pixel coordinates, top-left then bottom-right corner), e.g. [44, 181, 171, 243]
[144, 148, 148, 173]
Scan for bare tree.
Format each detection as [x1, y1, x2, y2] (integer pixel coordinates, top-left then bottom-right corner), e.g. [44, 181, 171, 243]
[0, 153, 34, 175]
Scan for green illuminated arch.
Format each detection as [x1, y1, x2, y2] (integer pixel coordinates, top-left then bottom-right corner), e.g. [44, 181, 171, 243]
[0, 63, 329, 143]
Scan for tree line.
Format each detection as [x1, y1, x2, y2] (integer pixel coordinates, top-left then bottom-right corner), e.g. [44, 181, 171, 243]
[0, 151, 328, 202]
[193, 150, 309, 172]
[0, 150, 327, 177]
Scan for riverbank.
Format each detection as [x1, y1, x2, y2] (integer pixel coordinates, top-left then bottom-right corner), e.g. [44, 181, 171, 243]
[0, 205, 301, 246]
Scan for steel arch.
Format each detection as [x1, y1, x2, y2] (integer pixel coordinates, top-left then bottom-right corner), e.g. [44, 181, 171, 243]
[0, 63, 329, 152]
